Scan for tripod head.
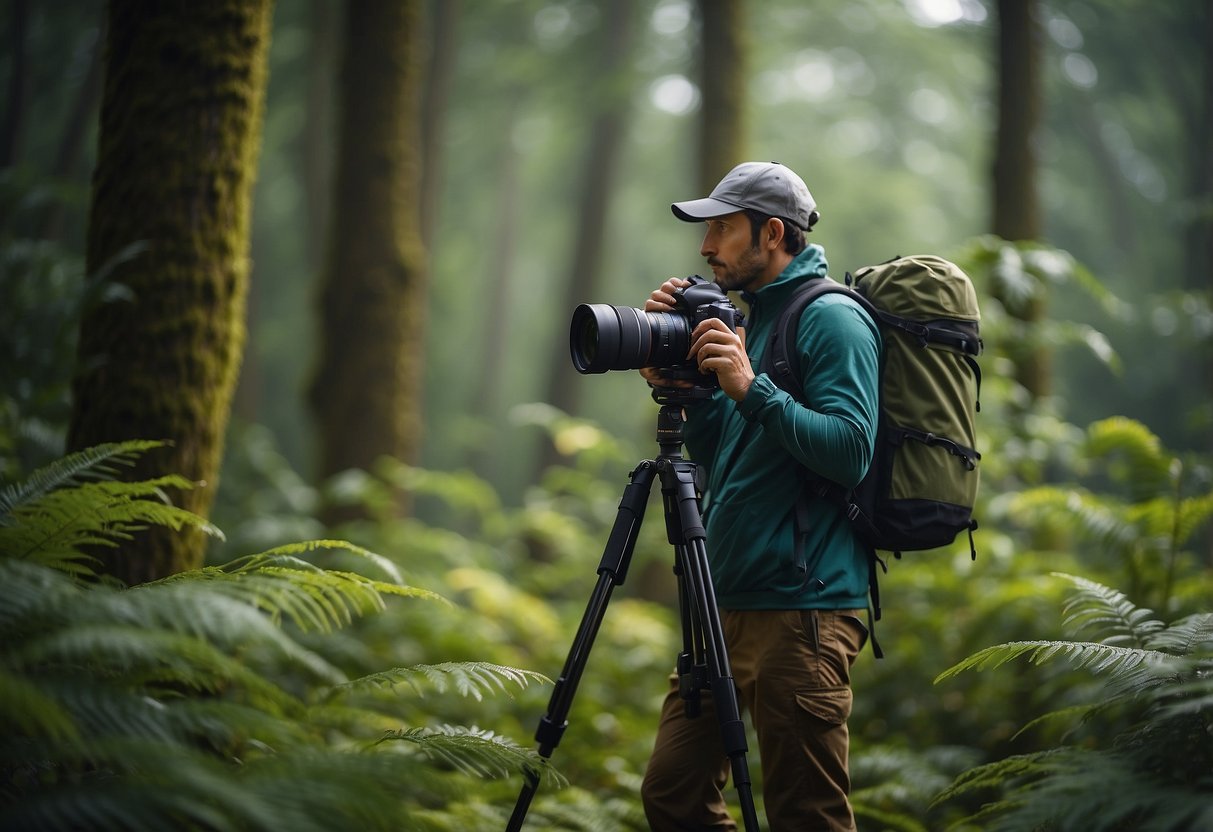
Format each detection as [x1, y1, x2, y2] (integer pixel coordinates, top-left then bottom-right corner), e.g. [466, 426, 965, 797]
[650, 385, 713, 459]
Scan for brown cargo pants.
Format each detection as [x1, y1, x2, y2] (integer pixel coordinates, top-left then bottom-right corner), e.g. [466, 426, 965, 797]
[640, 608, 868, 832]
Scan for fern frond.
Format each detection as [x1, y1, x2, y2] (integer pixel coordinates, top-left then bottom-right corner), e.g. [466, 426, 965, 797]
[221, 539, 405, 584]
[0, 559, 79, 634]
[1154, 671, 1213, 720]
[163, 542, 445, 634]
[974, 747, 1213, 832]
[0, 439, 166, 524]
[12, 624, 304, 713]
[934, 639, 1170, 684]
[1009, 702, 1103, 742]
[934, 573, 1213, 832]
[1146, 612, 1213, 655]
[379, 724, 567, 787]
[5, 737, 284, 832]
[1054, 572, 1165, 646]
[0, 476, 221, 574]
[338, 662, 551, 701]
[930, 749, 1061, 806]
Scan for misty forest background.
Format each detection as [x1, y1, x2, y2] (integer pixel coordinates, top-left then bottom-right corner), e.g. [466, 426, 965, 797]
[2, 1, 1212, 831]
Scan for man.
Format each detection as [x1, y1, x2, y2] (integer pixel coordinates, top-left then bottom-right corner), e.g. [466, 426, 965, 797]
[638, 161, 881, 831]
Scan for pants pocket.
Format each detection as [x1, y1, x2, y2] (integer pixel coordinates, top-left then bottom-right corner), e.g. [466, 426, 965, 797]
[796, 685, 853, 725]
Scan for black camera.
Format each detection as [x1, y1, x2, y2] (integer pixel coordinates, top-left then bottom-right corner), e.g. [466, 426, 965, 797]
[569, 276, 742, 375]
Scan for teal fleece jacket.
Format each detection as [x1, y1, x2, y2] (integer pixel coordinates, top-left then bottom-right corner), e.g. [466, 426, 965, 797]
[682, 244, 881, 610]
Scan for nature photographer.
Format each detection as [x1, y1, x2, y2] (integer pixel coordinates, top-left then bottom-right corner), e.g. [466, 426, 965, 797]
[637, 161, 881, 831]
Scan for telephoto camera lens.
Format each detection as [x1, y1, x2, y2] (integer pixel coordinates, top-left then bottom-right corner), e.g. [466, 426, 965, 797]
[569, 304, 691, 374]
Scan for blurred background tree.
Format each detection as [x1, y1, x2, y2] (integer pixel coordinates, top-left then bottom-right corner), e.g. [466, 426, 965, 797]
[307, 0, 428, 522]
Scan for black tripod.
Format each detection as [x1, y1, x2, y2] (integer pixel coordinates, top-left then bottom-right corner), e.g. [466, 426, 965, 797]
[507, 393, 760, 831]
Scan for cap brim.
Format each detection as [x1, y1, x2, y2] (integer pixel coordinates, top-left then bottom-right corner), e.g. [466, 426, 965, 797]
[670, 196, 743, 222]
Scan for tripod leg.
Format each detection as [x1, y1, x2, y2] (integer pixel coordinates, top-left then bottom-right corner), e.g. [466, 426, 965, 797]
[674, 559, 705, 718]
[660, 458, 761, 832]
[507, 461, 658, 832]
[680, 539, 760, 832]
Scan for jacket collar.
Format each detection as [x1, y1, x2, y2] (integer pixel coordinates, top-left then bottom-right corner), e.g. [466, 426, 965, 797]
[740, 243, 830, 306]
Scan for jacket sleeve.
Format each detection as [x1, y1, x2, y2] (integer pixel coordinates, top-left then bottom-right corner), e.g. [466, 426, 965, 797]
[736, 296, 880, 488]
[680, 385, 731, 464]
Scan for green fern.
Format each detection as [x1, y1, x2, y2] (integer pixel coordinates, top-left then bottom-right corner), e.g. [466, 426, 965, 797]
[934, 573, 1213, 831]
[341, 661, 551, 701]
[158, 540, 447, 633]
[1057, 573, 1166, 644]
[1006, 417, 1213, 612]
[381, 725, 567, 786]
[0, 439, 221, 576]
[0, 444, 559, 830]
[0, 439, 166, 521]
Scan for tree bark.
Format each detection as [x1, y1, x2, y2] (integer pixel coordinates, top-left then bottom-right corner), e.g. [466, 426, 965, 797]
[304, 0, 341, 270]
[420, 0, 460, 252]
[1196, 0, 1213, 460]
[68, 0, 273, 583]
[543, 0, 637, 429]
[697, 0, 746, 191]
[0, 0, 29, 170]
[308, 0, 427, 516]
[468, 98, 522, 480]
[992, 0, 1050, 400]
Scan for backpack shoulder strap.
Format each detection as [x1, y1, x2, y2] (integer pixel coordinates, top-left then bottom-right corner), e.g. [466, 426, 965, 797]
[761, 278, 875, 399]
[761, 277, 887, 658]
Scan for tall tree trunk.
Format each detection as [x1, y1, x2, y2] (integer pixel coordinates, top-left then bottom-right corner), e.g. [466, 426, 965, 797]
[992, 0, 1049, 400]
[304, 0, 341, 270]
[0, 0, 29, 170]
[468, 99, 522, 480]
[542, 0, 637, 432]
[308, 0, 427, 517]
[697, 0, 746, 191]
[420, 0, 460, 253]
[67, 0, 273, 584]
[1193, 1, 1213, 460]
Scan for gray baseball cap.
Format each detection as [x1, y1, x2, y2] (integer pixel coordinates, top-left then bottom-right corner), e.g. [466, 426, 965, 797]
[671, 161, 819, 230]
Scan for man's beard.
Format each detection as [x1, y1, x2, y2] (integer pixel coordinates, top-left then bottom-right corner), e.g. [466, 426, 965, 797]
[710, 245, 765, 293]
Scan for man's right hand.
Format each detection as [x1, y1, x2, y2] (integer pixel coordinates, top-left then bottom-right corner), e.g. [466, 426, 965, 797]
[643, 277, 691, 313]
[640, 278, 694, 389]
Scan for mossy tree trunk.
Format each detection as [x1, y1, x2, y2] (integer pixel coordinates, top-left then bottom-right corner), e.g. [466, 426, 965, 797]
[67, 0, 272, 584]
[308, 0, 427, 517]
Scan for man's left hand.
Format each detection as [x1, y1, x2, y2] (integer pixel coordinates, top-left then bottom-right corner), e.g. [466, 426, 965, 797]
[689, 320, 753, 401]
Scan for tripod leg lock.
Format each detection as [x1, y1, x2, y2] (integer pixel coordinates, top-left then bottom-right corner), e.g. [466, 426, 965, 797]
[534, 714, 568, 757]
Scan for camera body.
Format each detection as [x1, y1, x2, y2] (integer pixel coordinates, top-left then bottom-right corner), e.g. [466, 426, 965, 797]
[672, 278, 741, 333]
[569, 276, 743, 380]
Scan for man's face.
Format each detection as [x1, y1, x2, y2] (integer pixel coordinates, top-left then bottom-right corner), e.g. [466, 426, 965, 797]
[701, 211, 767, 293]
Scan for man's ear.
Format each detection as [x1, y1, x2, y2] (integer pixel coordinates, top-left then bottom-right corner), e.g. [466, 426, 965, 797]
[765, 217, 786, 251]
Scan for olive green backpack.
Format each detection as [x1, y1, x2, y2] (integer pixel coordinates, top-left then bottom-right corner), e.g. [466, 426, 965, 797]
[761, 255, 982, 640]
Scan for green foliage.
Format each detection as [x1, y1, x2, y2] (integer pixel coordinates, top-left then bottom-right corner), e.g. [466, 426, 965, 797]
[934, 574, 1213, 832]
[0, 193, 146, 478]
[0, 440, 219, 576]
[0, 441, 554, 830]
[1000, 416, 1213, 607]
